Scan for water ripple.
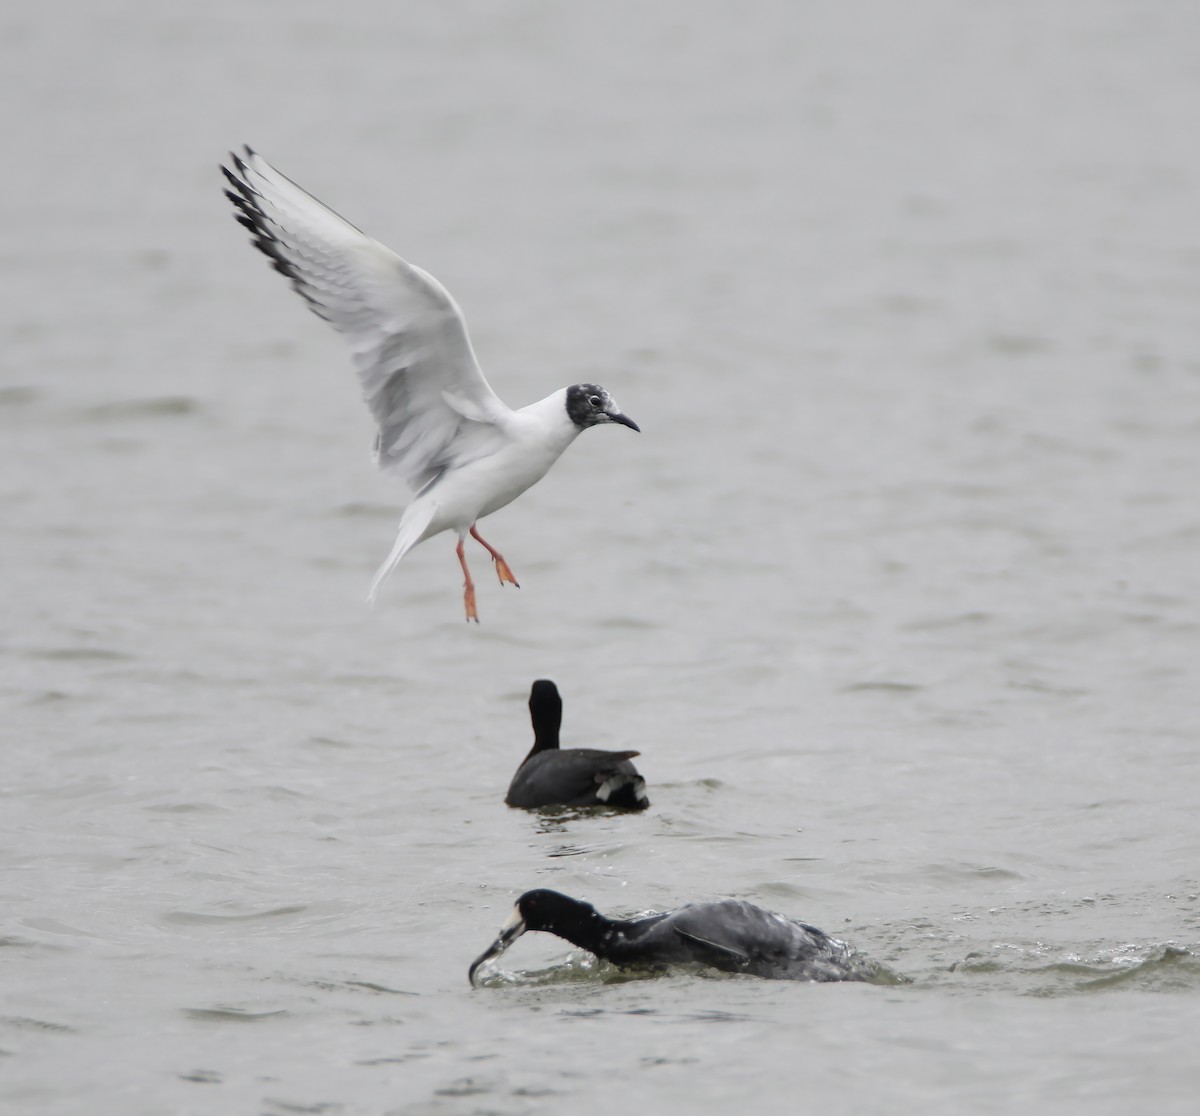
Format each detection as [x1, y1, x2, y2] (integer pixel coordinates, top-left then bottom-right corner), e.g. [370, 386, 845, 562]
[82, 396, 204, 421]
[1036, 945, 1200, 995]
[182, 1007, 289, 1023]
[163, 905, 308, 926]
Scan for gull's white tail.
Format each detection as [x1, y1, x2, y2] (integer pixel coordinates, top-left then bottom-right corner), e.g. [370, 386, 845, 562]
[367, 500, 439, 604]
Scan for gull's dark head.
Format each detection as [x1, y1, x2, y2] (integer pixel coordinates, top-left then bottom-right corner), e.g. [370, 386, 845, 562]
[565, 384, 640, 432]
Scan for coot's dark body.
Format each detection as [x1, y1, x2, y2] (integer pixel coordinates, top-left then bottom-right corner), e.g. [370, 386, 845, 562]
[470, 889, 890, 985]
[593, 898, 865, 981]
[504, 681, 648, 810]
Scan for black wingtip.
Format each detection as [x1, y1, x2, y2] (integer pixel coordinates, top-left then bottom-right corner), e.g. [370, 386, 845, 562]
[227, 149, 249, 178]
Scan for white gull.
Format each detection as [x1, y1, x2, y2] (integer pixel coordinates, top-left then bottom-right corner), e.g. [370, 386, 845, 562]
[221, 147, 639, 621]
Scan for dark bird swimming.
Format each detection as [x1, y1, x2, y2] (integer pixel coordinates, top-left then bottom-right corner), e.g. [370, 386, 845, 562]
[504, 680, 648, 810]
[469, 889, 895, 985]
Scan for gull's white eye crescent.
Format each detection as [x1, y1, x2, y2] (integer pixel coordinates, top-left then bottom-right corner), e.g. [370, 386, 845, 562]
[588, 394, 602, 408]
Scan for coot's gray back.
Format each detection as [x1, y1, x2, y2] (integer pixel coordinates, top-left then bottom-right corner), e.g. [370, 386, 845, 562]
[505, 748, 647, 809]
[675, 900, 866, 980]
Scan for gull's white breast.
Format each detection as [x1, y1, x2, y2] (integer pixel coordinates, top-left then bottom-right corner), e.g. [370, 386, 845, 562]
[418, 390, 581, 541]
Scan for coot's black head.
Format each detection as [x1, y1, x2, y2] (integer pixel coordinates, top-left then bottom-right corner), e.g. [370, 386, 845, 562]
[515, 888, 599, 933]
[468, 889, 605, 987]
[565, 384, 639, 432]
[528, 679, 563, 752]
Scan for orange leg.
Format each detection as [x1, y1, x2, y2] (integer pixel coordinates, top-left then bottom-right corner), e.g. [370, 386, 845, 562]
[457, 537, 479, 623]
[470, 525, 520, 588]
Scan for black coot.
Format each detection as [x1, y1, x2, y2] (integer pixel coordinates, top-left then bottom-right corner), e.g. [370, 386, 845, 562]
[469, 889, 896, 985]
[504, 680, 648, 810]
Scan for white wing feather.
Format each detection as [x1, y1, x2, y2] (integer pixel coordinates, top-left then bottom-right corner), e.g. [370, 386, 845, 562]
[223, 147, 513, 492]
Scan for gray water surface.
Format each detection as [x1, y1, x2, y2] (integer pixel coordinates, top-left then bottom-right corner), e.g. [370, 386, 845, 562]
[3, 2, 1200, 1113]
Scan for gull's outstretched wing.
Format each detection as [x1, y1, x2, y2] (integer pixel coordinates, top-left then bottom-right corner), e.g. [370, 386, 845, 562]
[222, 146, 512, 492]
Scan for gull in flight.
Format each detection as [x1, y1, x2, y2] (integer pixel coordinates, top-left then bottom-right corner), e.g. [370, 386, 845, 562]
[221, 147, 639, 621]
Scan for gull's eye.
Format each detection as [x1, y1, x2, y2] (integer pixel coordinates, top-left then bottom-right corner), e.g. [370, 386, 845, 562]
[588, 395, 602, 408]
